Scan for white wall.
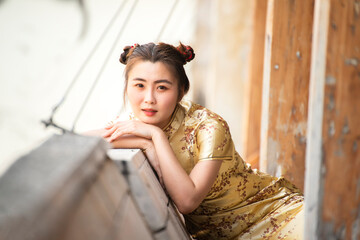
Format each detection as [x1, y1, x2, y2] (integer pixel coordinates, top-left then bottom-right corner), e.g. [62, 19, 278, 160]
[192, 0, 253, 156]
[0, 0, 196, 175]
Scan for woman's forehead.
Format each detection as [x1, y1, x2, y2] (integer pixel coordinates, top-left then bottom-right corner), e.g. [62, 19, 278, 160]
[128, 61, 177, 83]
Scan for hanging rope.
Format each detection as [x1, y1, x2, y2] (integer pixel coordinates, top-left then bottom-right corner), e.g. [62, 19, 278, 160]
[71, 0, 139, 132]
[156, 0, 179, 42]
[42, 0, 128, 132]
[43, 0, 179, 133]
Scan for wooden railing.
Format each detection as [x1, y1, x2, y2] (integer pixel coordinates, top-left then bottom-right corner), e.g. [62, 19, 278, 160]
[0, 133, 191, 240]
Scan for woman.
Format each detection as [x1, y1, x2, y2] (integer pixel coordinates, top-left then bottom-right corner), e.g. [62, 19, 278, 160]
[93, 42, 304, 239]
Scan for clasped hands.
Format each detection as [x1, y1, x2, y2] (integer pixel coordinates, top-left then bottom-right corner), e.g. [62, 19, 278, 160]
[102, 120, 165, 187]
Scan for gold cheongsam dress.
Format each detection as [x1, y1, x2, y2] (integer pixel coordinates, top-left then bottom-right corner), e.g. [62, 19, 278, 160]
[162, 100, 304, 240]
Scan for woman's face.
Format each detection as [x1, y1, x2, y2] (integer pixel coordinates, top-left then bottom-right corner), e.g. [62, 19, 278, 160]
[126, 61, 180, 128]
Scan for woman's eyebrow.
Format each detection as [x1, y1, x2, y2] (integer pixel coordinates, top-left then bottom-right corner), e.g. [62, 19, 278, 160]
[154, 79, 173, 85]
[131, 78, 173, 85]
[131, 78, 146, 82]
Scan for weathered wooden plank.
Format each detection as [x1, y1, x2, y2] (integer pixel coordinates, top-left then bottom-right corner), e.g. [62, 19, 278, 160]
[136, 155, 191, 240]
[107, 194, 154, 240]
[138, 156, 169, 207]
[243, 0, 267, 170]
[321, 0, 360, 238]
[108, 149, 169, 232]
[0, 135, 191, 239]
[58, 173, 113, 240]
[98, 160, 129, 211]
[304, 0, 330, 239]
[108, 149, 191, 239]
[305, 0, 360, 239]
[0, 133, 108, 240]
[91, 173, 117, 221]
[167, 203, 191, 240]
[260, 0, 314, 191]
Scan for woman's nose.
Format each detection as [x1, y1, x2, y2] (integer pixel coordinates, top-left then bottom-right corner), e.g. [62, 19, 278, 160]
[144, 89, 156, 104]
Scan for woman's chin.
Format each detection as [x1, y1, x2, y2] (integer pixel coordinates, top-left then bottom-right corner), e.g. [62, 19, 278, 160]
[138, 115, 168, 128]
[139, 118, 159, 126]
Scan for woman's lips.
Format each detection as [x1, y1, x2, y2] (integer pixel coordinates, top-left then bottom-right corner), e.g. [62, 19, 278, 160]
[142, 108, 157, 116]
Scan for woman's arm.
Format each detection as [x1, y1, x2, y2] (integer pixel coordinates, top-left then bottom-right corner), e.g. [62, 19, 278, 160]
[83, 128, 163, 184]
[151, 129, 222, 214]
[104, 121, 222, 214]
[83, 128, 150, 149]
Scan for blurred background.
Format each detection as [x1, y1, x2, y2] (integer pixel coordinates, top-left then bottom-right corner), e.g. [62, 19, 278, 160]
[0, 0, 254, 175]
[0, 0, 199, 175]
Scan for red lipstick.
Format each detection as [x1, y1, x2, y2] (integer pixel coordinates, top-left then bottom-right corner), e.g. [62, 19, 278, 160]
[142, 108, 157, 116]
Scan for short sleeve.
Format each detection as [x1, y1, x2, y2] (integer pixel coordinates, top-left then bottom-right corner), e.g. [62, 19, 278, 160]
[196, 118, 234, 162]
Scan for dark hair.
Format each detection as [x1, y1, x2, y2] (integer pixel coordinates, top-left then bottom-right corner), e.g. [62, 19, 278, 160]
[119, 42, 195, 101]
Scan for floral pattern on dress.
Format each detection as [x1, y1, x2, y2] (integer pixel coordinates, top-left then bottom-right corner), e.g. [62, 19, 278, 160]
[163, 100, 304, 239]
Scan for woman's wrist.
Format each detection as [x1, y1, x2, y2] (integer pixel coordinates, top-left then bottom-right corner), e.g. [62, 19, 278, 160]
[151, 126, 167, 142]
[110, 135, 151, 149]
[142, 138, 154, 151]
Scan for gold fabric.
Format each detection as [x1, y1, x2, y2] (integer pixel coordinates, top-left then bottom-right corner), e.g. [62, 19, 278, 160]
[162, 100, 304, 240]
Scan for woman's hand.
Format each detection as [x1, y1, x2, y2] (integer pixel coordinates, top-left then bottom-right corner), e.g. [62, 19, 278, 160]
[102, 121, 164, 186]
[102, 120, 160, 142]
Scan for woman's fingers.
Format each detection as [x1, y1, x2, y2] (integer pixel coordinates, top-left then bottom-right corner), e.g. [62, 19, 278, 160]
[108, 128, 125, 142]
[102, 121, 125, 138]
[104, 120, 114, 129]
[104, 116, 120, 129]
[107, 122, 134, 142]
[102, 126, 116, 138]
[102, 120, 154, 142]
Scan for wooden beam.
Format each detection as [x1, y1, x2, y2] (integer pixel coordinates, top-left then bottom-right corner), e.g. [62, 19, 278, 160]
[243, 0, 267, 170]
[304, 0, 330, 238]
[260, 0, 314, 191]
[0, 134, 109, 240]
[305, 0, 360, 239]
[0, 135, 191, 240]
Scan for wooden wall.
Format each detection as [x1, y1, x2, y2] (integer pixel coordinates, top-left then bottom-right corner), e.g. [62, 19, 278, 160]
[193, 0, 314, 189]
[305, 0, 360, 239]
[193, 0, 360, 238]
[250, 0, 360, 237]
[259, 0, 314, 191]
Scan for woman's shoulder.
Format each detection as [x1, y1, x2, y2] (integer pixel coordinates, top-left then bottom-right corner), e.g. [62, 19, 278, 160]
[180, 99, 230, 132]
[180, 99, 214, 116]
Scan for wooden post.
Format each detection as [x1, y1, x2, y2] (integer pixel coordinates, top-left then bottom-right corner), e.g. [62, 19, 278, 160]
[305, 0, 360, 239]
[260, 0, 314, 191]
[243, 0, 268, 169]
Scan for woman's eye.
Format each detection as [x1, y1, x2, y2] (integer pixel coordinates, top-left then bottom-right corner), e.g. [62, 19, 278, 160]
[158, 85, 167, 90]
[135, 83, 144, 88]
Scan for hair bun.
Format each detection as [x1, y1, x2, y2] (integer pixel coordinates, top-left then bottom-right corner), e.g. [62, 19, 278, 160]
[119, 46, 131, 64]
[119, 44, 139, 64]
[176, 43, 195, 64]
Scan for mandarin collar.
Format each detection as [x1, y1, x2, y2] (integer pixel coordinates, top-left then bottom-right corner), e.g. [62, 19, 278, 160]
[162, 102, 185, 139]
